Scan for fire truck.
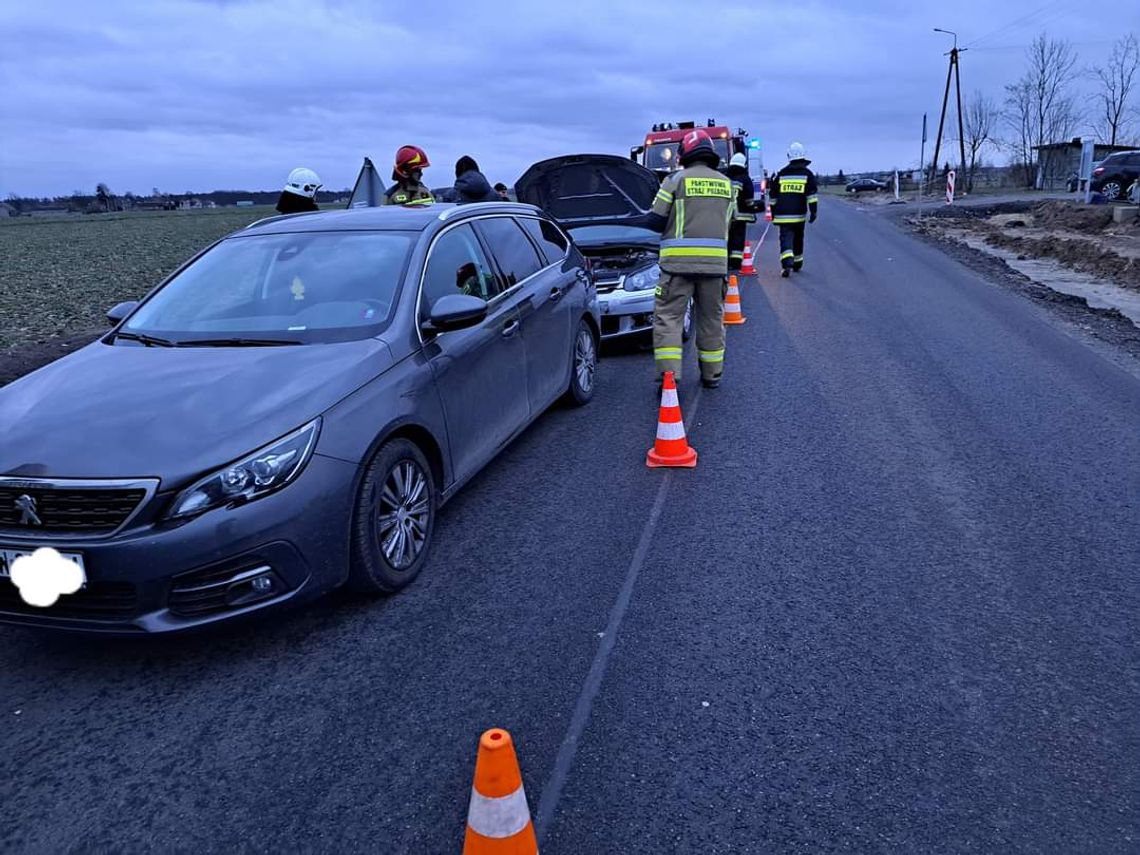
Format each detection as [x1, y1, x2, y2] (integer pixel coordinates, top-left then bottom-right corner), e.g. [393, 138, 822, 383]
[630, 120, 763, 189]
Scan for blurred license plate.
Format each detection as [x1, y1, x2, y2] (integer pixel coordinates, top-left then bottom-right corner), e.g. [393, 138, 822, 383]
[0, 547, 86, 581]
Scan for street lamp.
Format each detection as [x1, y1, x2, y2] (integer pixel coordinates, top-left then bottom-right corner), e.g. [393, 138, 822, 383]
[933, 27, 958, 50]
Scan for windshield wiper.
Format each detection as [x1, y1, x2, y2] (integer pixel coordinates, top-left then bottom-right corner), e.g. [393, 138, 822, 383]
[113, 331, 178, 347]
[174, 337, 303, 347]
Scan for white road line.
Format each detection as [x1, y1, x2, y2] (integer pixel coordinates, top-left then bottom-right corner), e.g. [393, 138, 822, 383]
[534, 386, 704, 843]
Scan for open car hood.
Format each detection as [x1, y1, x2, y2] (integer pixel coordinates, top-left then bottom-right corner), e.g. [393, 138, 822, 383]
[515, 155, 659, 228]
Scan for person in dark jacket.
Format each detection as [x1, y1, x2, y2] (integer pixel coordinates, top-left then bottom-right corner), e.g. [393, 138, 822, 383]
[274, 167, 321, 215]
[769, 142, 819, 277]
[723, 153, 761, 271]
[494, 182, 511, 201]
[453, 156, 500, 203]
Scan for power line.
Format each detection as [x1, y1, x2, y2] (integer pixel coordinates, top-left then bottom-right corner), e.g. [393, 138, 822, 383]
[964, 0, 1067, 50]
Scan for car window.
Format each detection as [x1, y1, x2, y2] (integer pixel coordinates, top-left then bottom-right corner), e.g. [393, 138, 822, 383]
[421, 224, 501, 316]
[121, 231, 414, 344]
[477, 217, 543, 287]
[520, 217, 570, 265]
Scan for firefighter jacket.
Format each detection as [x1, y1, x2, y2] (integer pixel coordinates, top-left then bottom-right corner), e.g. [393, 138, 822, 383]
[768, 160, 819, 225]
[383, 180, 434, 206]
[649, 163, 734, 276]
[724, 164, 759, 264]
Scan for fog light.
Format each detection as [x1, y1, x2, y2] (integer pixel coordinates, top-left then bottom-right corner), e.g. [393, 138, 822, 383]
[225, 570, 283, 607]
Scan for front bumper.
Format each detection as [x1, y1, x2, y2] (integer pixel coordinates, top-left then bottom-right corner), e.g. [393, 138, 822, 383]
[597, 288, 656, 340]
[0, 453, 357, 635]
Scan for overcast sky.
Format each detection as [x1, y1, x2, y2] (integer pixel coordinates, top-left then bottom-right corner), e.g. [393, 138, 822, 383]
[0, 1, 1123, 197]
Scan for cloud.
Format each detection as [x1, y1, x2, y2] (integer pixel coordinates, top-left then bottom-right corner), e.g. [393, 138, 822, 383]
[0, 0, 1115, 196]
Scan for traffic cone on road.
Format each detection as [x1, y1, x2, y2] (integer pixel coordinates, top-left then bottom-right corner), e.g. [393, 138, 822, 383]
[741, 241, 756, 276]
[764, 208, 773, 223]
[723, 275, 746, 325]
[646, 372, 697, 469]
[464, 729, 538, 855]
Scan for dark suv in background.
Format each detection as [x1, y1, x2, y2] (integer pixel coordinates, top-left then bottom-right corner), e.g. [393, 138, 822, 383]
[1091, 151, 1140, 200]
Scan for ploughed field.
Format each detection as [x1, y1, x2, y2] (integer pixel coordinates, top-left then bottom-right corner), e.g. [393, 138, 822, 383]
[0, 208, 273, 351]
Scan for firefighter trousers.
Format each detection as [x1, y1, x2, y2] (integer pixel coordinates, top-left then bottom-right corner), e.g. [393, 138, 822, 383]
[779, 223, 806, 270]
[652, 272, 725, 383]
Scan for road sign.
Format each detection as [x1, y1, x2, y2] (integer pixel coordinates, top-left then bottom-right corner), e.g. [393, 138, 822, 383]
[946, 170, 956, 205]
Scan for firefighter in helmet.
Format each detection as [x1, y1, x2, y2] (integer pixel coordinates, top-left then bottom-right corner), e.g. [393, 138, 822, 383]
[724, 152, 760, 271]
[383, 145, 435, 206]
[646, 128, 734, 390]
[769, 142, 819, 277]
[274, 167, 322, 215]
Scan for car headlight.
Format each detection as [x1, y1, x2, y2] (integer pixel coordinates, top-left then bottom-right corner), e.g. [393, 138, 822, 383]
[165, 419, 320, 520]
[623, 264, 660, 292]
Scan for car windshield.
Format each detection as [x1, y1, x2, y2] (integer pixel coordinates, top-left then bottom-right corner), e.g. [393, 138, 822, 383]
[645, 140, 731, 171]
[567, 225, 658, 244]
[120, 230, 415, 344]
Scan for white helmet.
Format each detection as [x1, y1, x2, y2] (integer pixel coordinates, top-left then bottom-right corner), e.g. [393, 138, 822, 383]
[284, 167, 322, 198]
[787, 142, 808, 162]
[729, 152, 747, 168]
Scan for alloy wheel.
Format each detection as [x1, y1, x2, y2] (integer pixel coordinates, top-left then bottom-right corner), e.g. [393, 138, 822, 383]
[375, 460, 430, 570]
[575, 328, 596, 393]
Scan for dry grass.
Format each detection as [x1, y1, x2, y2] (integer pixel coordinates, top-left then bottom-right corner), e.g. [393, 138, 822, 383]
[0, 208, 274, 349]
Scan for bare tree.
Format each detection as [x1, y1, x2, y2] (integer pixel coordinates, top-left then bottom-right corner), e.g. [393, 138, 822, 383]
[964, 91, 997, 192]
[1089, 33, 1139, 146]
[1003, 34, 1080, 188]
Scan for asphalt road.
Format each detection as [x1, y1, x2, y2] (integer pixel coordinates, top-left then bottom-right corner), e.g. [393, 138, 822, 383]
[2, 202, 1138, 854]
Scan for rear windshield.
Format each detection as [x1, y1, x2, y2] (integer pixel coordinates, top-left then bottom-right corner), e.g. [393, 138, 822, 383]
[122, 230, 415, 344]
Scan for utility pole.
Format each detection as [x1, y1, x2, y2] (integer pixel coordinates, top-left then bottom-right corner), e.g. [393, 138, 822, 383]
[928, 28, 968, 196]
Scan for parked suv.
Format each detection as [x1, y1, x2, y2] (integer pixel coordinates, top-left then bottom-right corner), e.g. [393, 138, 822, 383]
[1091, 151, 1140, 200]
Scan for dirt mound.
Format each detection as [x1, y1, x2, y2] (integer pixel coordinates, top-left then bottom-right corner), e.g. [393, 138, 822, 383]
[1030, 200, 1114, 233]
[987, 232, 1140, 289]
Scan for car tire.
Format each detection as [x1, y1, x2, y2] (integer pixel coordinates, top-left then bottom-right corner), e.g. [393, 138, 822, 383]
[563, 317, 597, 407]
[1101, 181, 1122, 200]
[348, 438, 436, 594]
[682, 298, 694, 342]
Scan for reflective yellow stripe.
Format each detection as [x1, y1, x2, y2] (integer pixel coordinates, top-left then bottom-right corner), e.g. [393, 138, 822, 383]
[654, 347, 683, 359]
[674, 198, 684, 239]
[698, 349, 725, 363]
[655, 190, 674, 204]
[773, 215, 806, 224]
[683, 177, 732, 198]
[806, 195, 819, 204]
[404, 197, 434, 206]
[660, 246, 729, 259]
[780, 250, 794, 260]
[729, 251, 744, 260]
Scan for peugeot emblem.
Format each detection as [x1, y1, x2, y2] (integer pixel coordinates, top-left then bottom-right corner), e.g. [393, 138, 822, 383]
[16, 494, 42, 526]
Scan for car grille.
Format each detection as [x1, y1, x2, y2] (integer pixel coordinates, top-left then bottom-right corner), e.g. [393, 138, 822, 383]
[595, 277, 621, 294]
[167, 563, 270, 618]
[0, 485, 147, 535]
[0, 578, 138, 621]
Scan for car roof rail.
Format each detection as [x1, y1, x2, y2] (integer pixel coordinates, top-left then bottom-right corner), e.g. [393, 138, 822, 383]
[437, 201, 541, 221]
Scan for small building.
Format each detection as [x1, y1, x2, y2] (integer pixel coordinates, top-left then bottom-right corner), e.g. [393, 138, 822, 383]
[1032, 139, 1137, 190]
[0, 202, 17, 217]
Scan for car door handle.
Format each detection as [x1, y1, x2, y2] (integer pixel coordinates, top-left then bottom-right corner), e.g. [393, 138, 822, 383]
[549, 286, 564, 302]
[501, 319, 520, 338]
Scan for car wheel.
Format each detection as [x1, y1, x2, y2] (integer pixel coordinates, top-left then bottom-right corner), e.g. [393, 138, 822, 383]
[349, 439, 436, 593]
[1101, 181, 1122, 200]
[682, 298, 694, 342]
[563, 318, 597, 407]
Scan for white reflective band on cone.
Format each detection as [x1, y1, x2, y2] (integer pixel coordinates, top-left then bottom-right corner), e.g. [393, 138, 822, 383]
[661, 387, 679, 408]
[656, 420, 687, 441]
[467, 786, 531, 839]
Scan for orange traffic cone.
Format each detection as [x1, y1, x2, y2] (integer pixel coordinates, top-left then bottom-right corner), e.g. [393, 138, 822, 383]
[647, 371, 697, 469]
[741, 241, 756, 276]
[723, 275, 746, 325]
[764, 208, 773, 223]
[464, 729, 538, 855]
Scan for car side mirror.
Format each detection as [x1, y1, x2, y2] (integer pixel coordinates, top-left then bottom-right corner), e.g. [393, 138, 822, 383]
[630, 146, 644, 162]
[423, 294, 488, 333]
[106, 300, 139, 325]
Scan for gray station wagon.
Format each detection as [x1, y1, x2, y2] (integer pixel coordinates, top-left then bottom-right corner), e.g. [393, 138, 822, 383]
[0, 201, 599, 634]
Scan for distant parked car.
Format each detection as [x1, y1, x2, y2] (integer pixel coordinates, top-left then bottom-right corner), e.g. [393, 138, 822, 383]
[846, 178, 887, 194]
[1090, 151, 1140, 201]
[0, 201, 600, 634]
